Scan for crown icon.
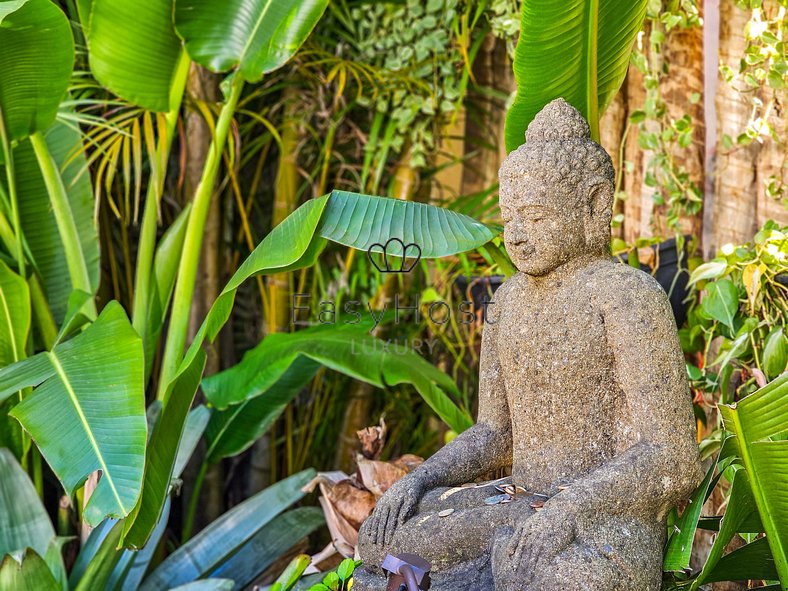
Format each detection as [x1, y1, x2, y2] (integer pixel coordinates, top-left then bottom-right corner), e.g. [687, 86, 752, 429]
[367, 238, 422, 273]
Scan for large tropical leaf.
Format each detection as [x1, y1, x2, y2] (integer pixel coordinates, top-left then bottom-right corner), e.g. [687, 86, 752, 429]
[140, 470, 315, 590]
[88, 0, 186, 112]
[0, 262, 30, 459]
[0, 0, 73, 142]
[174, 0, 330, 82]
[1, 303, 146, 525]
[720, 372, 788, 587]
[203, 323, 472, 462]
[504, 0, 647, 148]
[177, 190, 495, 382]
[0, 449, 54, 559]
[14, 121, 99, 323]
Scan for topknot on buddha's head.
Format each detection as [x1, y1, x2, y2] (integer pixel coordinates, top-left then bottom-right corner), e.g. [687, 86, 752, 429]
[524, 98, 591, 143]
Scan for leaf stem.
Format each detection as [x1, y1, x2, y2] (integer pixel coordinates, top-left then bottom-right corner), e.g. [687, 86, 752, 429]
[29, 131, 94, 301]
[157, 75, 244, 397]
[0, 110, 25, 276]
[131, 52, 191, 338]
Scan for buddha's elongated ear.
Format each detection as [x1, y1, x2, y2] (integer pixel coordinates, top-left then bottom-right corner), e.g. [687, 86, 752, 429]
[584, 181, 614, 250]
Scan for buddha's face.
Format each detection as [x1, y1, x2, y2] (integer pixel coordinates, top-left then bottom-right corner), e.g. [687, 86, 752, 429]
[499, 176, 586, 276]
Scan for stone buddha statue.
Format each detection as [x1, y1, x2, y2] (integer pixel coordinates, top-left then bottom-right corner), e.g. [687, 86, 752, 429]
[353, 99, 702, 591]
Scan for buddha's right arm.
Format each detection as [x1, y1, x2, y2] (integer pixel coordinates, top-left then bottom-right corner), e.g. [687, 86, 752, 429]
[414, 302, 513, 489]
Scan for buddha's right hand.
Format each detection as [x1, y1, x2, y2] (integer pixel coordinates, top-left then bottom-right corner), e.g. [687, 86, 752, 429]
[367, 471, 429, 547]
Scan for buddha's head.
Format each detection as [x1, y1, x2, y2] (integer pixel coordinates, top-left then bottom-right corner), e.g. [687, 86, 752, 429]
[498, 99, 615, 276]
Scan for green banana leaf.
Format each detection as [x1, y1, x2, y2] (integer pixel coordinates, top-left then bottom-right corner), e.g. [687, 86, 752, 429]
[204, 355, 321, 462]
[174, 0, 330, 82]
[0, 262, 30, 459]
[208, 507, 324, 588]
[0, 550, 60, 591]
[122, 351, 206, 548]
[720, 372, 788, 587]
[690, 468, 761, 590]
[108, 499, 171, 590]
[702, 536, 778, 584]
[504, 0, 647, 148]
[203, 323, 472, 462]
[178, 190, 495, 380]
[13, 121, 100, 323]
[0, 449, 54, 559]
[140, 470, 315, 591]
[88, 0, 185, 112]
[0, 0, 73, 142]
[73, 521, 124, 591]
[1, 303, 146, 525]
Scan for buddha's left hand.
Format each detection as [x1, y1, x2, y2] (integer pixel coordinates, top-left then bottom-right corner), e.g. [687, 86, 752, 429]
[507, 499, 578, 577]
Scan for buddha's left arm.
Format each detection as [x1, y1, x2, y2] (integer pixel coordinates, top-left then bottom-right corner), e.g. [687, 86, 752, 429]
[557, 275, 702, 520]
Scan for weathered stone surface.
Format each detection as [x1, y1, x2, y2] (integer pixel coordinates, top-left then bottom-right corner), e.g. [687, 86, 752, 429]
[354, 99, 702, 591]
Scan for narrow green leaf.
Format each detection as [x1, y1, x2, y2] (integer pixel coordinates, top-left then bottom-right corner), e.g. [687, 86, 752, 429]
[6, 303, 146, 524]
[702, 537, 778, 584]
[122, 350, 206, 548]
[0, 261, 31, 458]
[692, 469, 760, 589]
[74, 521, 124, 591]
[203, 323, 470, 455]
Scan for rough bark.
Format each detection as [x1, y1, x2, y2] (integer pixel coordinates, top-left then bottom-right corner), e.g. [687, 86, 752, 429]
[657, 12, 706, 242]
[461, 35, 514, 197]
[182, 64, 224, 532]
[711, 0, 761, 251]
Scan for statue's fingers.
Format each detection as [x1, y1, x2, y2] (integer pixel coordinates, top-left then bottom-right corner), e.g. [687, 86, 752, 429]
[377, 505, 391, 547]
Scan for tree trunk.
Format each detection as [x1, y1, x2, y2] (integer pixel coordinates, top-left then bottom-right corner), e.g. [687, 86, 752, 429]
[181, 64, 225, 533]
[711, 0, 761, 251]
[461, 35, 514, 197]
[657, 11, 705, 243]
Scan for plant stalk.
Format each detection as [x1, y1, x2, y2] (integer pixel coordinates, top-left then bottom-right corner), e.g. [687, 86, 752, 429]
[29, 131, 94, 301]
[131, 52, 191, 337]
[0, 111, 25, 276]
[158, 75, 244, 397]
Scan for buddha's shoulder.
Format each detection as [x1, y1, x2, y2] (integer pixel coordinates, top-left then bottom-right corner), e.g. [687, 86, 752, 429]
[582, 258, 669, 308]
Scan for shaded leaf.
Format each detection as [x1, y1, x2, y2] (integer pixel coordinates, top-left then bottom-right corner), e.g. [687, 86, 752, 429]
[0, 448, 54, 559]
[140, 470, 315, 590]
